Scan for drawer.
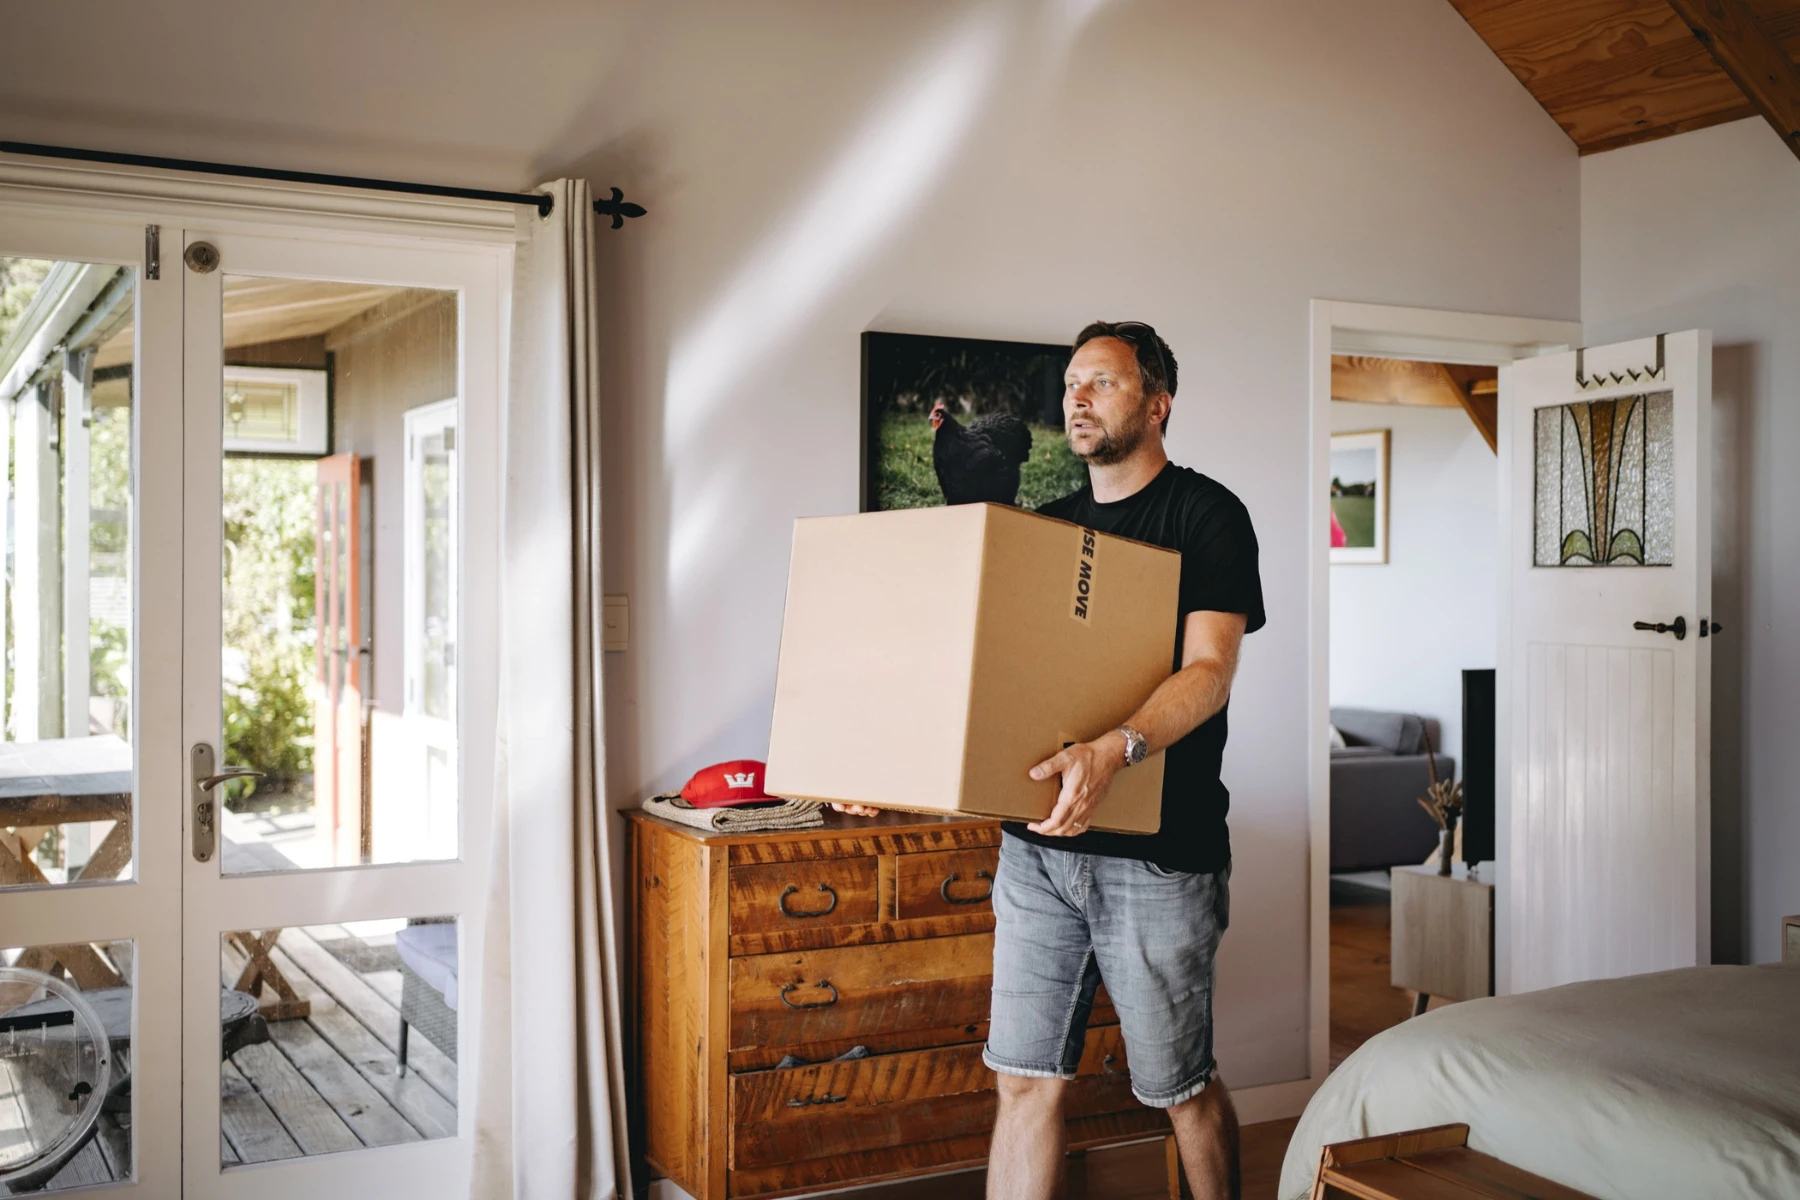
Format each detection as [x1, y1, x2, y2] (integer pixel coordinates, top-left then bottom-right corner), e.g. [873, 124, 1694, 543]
[729, 933, 994, 1054]
[896, 847, 1000, 921]
[728, 856, 880, 938]
[728, 1024, 1143, 1171]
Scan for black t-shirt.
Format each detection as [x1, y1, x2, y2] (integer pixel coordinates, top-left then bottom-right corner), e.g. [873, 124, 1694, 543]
[1004, 462, 1265, 874]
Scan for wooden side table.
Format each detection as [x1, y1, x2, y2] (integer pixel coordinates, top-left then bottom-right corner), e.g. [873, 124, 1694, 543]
[1310, 1123, 1597, 1199]
[1390, 865, 1494, 1017]
[1784, 915, 1800, 964]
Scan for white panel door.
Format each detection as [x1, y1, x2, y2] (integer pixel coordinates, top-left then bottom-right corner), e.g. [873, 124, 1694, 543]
[1501, 331, 1712, 993]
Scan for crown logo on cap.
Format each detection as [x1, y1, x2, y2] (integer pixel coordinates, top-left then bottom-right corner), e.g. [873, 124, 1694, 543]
[723, 771, 757, 789]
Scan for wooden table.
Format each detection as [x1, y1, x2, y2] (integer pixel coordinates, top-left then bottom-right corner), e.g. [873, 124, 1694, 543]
[0, 735, 134, 883]
[1310, 1123, 1597, 1199]
[0, 736, 134, 998]
[0, 735, 309, 1021]
[1390, 864, 1494, 1017]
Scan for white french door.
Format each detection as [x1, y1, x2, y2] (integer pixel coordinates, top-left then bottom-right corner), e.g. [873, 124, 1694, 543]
[180, 228, 499, 1198]
[0, 176, 503, 1197]
[1501, 331, 1712, 993]
[0, 208, 185, 1196]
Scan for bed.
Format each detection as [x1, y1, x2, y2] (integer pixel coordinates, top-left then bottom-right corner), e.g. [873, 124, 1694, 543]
[1280, 964, 1800, 1199]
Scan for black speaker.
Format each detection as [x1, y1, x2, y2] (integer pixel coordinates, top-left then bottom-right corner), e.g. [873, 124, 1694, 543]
[1461, 669, 1496, 866]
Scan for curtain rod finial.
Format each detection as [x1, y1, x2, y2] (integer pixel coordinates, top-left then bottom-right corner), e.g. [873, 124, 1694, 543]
[593, 186, 646, 230]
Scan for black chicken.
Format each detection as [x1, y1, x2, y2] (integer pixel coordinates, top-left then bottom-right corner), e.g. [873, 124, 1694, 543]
[928, 401, 1033, 506]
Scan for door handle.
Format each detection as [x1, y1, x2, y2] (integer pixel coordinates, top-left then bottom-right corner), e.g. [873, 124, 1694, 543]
[1632, 616, 1687, 640]
[1700, 617, 1723, 638]
[191, 744, 264, 863]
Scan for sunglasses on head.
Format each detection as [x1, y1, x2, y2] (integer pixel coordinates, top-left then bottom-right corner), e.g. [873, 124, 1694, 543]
[1106, 322, 1169, 393]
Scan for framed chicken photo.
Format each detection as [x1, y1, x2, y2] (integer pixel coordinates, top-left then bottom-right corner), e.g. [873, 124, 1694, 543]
[860, 331, 1087, 513]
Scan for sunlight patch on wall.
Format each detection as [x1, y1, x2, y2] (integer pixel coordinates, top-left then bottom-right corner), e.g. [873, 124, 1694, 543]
[662, 6, 1010, 588]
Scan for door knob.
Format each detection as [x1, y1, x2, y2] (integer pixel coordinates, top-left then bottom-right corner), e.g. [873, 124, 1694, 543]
[1700, 618, 1723, 638]
[1632, 616, 1687, 640]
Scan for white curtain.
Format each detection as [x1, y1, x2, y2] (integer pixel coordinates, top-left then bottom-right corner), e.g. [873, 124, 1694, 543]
[472, 178, 634, 1200]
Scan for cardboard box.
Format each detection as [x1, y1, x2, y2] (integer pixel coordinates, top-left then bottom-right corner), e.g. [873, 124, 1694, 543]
[765, 503, 1179, 833]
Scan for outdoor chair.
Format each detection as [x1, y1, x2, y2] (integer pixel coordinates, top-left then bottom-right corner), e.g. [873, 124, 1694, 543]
[395, 919, 458, 1073]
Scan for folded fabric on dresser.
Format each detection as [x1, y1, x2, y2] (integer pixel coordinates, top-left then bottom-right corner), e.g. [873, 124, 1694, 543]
[641, 792, 825, 832]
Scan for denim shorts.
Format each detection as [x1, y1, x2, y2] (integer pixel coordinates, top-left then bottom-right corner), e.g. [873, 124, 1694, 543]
[982, 833, 1230, 1108]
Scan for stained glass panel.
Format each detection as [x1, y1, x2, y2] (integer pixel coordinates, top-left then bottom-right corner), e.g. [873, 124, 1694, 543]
[1533, 391, 1673, 567]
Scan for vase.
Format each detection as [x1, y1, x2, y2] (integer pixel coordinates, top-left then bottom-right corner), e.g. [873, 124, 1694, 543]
[1437, 827, 1454, 875]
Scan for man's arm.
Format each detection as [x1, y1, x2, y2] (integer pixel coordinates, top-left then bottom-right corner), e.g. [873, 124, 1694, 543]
[1025, 609, 1247, 836]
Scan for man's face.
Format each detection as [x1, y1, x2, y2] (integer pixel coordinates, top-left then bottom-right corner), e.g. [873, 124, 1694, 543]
[1062, 336, 1168, 465]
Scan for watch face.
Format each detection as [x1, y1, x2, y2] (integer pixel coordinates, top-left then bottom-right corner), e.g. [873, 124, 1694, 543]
[1123, 727, 1147, 765]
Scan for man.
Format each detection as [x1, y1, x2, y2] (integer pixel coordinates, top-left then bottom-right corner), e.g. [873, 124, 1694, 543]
[838, 320, 1263, 1199]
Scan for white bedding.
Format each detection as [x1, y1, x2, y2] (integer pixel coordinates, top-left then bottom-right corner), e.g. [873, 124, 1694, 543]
[1279, 964, 1800, 1199]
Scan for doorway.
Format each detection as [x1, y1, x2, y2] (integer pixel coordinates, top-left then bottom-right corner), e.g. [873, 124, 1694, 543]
[0, 186, 504, 1197]
[1323, 353, 1499, 1065]
[1303, 301, 1581, 1087]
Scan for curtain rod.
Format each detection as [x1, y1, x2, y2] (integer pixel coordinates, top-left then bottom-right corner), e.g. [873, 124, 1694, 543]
[0, 140, 646, 227]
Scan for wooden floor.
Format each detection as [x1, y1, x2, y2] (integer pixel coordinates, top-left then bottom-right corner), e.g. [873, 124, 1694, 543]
[824, 1117, 1302, 1200]
[17, 924, 456, 1192]
[218, 924, 458, 1165]
[1329, 878, 1445, 1070]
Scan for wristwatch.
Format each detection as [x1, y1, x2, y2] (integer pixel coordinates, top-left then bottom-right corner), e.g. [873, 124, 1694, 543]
[1117, 725, 1149, 767]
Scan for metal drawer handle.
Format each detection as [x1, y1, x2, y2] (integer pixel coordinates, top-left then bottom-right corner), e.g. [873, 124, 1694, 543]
[779, 981, 839, 1010]
[779, 883, 839, 919]
[1102, 1054, 1128, 1076]
[786, 1093, 849, 1107]
[939, 870, 994, 905]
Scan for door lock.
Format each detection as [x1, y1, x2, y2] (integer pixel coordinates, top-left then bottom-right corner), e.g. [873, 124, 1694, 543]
[183, 241, 220, 273]
[191, 743, 264, 863]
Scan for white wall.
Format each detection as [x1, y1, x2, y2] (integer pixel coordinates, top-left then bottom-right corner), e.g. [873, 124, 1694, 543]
[1329, 401, 1497, 767]
[1581, 117, 1800, 966]
[0, 0, 1581, 1090]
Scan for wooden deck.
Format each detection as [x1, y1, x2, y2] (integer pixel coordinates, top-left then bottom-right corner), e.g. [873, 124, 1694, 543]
[12, 925, 456, 1191]
[218, 924, 458, 1165]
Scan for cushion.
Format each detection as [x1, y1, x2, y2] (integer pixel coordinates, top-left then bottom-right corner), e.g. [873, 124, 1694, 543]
[1328, 724, 1347, 749]
[394, 923, 459, 1011]
[1330, 707, 1427, 755]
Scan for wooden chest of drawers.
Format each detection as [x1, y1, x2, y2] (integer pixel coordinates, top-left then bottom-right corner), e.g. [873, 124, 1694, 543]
[624, 809, 1167, 1199]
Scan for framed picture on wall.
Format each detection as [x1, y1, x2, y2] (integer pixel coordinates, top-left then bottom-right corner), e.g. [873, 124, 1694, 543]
[1330, 429, 1389, 564]
[860, 331, 1085, 513]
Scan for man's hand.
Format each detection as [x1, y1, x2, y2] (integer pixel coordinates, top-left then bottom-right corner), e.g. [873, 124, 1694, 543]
[830, 803, 882, 817]
[1026, 732, 1124, 836]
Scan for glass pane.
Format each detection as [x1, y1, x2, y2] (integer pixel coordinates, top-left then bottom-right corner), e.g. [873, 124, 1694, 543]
[421, 433, 451, 723]
[1533, 391, 1674, 567]
[0, 940, 134, 1190]
[1, 256, 137, 890]
[217, 277, 459, 872]
[218, 917, 457, 1167]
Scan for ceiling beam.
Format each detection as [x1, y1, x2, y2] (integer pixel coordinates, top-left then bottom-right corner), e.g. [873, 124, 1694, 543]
[1330, 355, 1463, 408]
[1667, 0, 1800, 163]
[1442, 363, 1498, 454]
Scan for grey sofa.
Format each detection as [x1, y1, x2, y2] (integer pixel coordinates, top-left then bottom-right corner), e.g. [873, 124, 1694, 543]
[1330, 707, 1454, 873]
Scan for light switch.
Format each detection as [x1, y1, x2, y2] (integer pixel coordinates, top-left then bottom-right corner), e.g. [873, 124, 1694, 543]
[603, 594, 629, 653]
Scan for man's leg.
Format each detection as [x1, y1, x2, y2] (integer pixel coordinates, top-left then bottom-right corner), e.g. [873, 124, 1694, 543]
[985, 1073, 1069, 1200]
[982, 838, 1100, 1199]
[1166, 1076, 1240, 1200]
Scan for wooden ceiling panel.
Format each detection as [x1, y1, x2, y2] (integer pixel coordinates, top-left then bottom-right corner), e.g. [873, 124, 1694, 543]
[1457, 0, 1696, 80]
[1449, 0, 1800, 154]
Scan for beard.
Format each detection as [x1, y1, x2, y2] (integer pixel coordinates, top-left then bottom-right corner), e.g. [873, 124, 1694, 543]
[1067, 405, 1154, 465]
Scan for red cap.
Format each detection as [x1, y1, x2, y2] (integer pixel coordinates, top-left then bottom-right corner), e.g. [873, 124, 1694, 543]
[679, 759, 776, 808]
